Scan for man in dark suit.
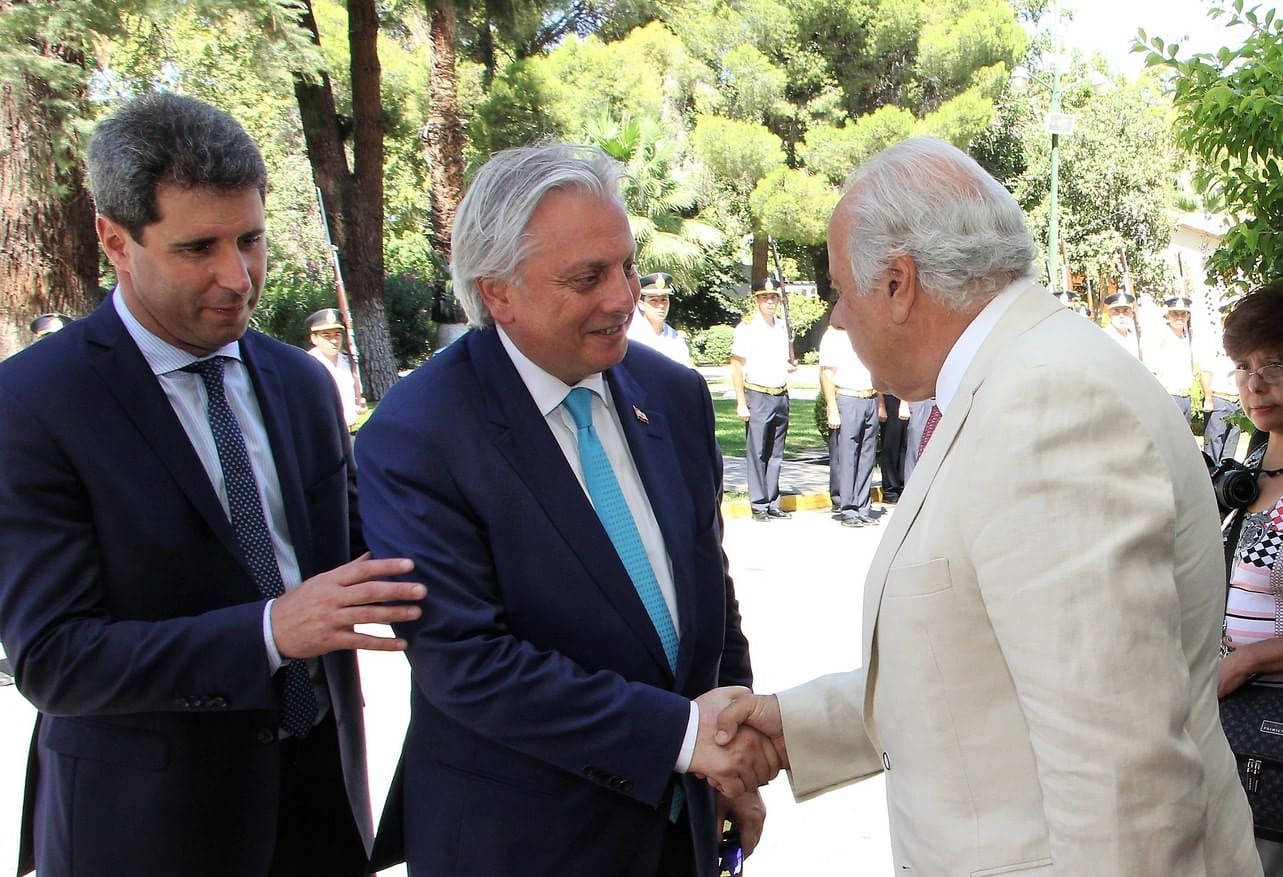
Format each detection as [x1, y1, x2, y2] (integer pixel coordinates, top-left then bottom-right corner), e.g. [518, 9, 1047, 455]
[355, 143, 776, 877]
[0, 93, 423, 877]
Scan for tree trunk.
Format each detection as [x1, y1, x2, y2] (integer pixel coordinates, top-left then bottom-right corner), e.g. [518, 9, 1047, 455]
[426, 0, 468, 332]
[426, 2, 463, 260]
[0, 57, 100, 361]
[293, 0, 398, 400]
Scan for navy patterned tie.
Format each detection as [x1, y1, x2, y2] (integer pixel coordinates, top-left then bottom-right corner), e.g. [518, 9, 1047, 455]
[184, 356, 317, 738]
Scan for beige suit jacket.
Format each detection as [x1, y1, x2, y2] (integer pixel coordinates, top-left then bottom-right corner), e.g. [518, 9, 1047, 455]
[779, 284, 1259, 876]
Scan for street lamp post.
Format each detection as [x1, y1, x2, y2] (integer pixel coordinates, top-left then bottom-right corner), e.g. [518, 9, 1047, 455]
[1040, 6, 1076, 295]
[1048, 66, 1062, 293]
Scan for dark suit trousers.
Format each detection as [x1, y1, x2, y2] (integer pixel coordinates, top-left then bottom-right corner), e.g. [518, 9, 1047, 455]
[878, 394, 908, 499]
[270, 712, 367, 877]
[745, 389, 789, 513]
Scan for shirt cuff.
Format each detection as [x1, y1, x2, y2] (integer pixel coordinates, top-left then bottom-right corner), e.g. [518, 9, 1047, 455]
[675, 700, 699, 773]
[262, 598, 283, 673]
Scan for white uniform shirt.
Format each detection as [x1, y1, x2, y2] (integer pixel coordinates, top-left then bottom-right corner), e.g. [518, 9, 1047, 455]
[1147, 328, 1195, 394]
[818, 326, 873, 391]
[308, 347, 360, 427]
[626, 313, 693, 367]
[731, 315, 790, 387]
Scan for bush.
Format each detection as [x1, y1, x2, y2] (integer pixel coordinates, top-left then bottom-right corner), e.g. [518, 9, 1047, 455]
[254, 267, 436, 370]
[382, 273, 435, 369]
[690, 324, 735, 365]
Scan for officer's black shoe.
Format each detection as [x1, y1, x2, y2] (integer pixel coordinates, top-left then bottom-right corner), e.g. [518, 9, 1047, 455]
[766, 509, 792, 519]
[752, 511, 771, 522]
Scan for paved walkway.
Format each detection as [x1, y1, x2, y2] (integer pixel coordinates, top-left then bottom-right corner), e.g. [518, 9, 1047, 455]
[723, 454, 886, 516]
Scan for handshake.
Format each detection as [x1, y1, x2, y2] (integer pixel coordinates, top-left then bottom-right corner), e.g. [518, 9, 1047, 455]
[689, 686, 787, 798]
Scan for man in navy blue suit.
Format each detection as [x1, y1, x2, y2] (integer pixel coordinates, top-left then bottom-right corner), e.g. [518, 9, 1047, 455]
[355, 143, 777, 876]
[0, 93, 423, 877]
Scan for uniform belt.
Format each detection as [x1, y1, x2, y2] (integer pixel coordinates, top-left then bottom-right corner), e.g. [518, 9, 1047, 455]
[836, 388, 876, 399]
[1213, 392, 1240, 402]
[745, 382, 787, 396]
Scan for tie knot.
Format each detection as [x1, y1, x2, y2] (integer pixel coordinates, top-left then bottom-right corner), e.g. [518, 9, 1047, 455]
[563, 387, 595, 430]
[183, 356, 227, 386]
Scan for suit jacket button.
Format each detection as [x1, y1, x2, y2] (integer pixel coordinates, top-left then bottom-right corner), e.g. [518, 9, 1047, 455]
[613, 778, 634, 792]
[255, 727, 276, 745]
[210, 697, 227, 708]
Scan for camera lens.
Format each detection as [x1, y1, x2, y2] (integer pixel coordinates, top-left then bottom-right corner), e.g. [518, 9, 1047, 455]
[1217, 468, 1260, 510]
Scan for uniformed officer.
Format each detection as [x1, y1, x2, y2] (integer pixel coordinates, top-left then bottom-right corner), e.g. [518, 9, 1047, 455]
[1201, 301, 1243, 463]
[305, 307, 365, 429]
[731, 277, 794, 521]
[1103, 291, 1141, 360]
[626, 272, 693, 367]
[819, 323, 879, 527]
[1148, 295, 1197, 424]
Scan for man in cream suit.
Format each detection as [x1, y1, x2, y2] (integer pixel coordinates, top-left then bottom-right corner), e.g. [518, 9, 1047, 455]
[713, 137, 1260, 875]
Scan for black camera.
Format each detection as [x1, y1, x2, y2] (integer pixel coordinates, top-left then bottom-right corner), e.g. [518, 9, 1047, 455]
[1205, 453, 1260, 511]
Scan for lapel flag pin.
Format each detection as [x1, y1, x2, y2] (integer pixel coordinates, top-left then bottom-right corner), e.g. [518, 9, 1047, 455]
[633, 406, 649, 424]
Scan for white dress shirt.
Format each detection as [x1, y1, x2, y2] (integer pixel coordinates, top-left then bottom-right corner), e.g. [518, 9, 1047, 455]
[113, 290, 302, 675]
[496, 327, 700, 771]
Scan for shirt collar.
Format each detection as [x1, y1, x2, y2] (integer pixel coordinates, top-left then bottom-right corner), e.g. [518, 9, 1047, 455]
[933, 282, 1024, 414]
[113, 288, 242, 377]
[496, 326, 606, 415]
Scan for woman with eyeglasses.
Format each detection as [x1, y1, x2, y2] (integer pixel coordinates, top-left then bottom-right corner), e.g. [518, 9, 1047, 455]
[1217, 281, 1283, 873]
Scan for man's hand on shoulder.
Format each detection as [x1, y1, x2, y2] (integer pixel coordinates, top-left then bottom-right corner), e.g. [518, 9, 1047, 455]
[271, 554, 425, 659]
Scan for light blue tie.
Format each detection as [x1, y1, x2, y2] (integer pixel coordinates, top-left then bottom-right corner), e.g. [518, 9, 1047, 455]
[564, 387, 684, 821]
[563, 387, 678, 672]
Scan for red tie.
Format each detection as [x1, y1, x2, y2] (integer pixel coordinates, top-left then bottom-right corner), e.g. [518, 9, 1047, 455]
[917, 404, 942, 457]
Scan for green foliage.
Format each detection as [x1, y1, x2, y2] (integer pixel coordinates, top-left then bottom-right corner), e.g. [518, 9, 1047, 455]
[254, 266, 433, 370]
[993, 60, 1179, 296]
[800, 107, 915, 186]
[689, 324, 735, 365]
[749, 169, 838, 245]
[690, 116, 784, 188]
[381, 273, 436, 369]
[783, 292, 829, 339]
[586, 113, 724, 281]
[1143, 1, 1283, 289]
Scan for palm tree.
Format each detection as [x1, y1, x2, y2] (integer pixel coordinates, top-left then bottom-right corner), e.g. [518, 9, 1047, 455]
[585, 114, 723, 285]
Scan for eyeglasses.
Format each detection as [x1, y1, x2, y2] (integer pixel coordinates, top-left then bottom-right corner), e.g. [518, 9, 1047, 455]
[1234, 363, 1283, 386]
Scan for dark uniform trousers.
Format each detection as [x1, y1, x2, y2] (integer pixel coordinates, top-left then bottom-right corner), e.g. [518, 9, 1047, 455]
[745, 388, 789, 514]
[1203, 395, 1242, 463]
[829, 394, 878, 516]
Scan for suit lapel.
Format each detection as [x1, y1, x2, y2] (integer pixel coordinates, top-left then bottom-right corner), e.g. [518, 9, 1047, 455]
[469, 330, 676, 677]
[861, 283, 1061, 664]
[83, 305, 245, 568]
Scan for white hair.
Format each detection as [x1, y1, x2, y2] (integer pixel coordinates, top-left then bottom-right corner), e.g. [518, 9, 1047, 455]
[450, 143, 627, 326]
[838, 137, 1037, 311]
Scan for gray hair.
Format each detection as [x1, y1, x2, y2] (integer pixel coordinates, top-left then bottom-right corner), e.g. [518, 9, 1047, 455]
[451, 143, 627, 327]
[86, 93, 267, 242]
[838, 137, 1036, 311]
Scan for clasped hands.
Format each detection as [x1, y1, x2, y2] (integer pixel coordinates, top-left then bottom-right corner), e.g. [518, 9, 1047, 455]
[689, 686, 788, 797]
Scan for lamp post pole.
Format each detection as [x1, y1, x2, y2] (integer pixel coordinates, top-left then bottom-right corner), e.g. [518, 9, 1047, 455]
[1048, 64, 1062, 293]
